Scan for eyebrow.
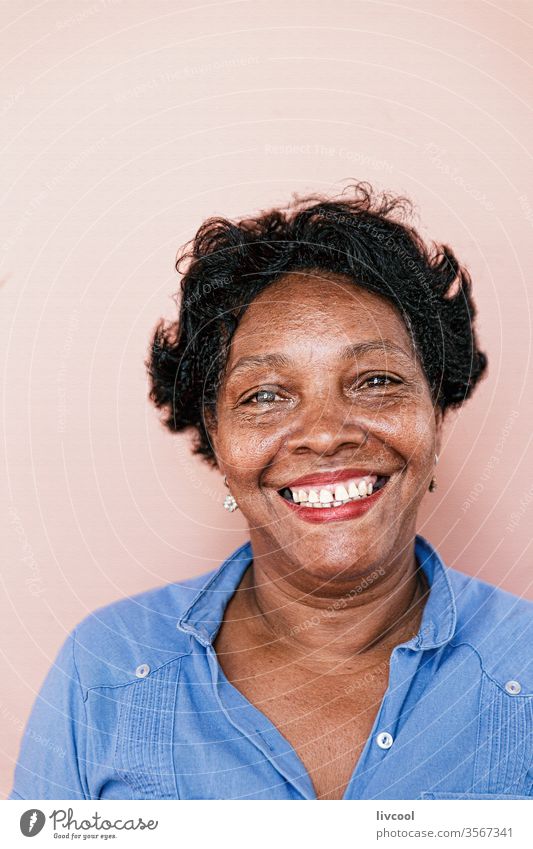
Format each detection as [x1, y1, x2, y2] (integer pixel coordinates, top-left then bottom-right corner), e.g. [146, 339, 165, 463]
[339, 340, 413, 361]
[227, 340, 414, 378]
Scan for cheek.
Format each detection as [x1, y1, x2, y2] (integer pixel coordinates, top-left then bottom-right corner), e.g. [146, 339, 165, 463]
[393, 399, 437, 465]
[216, 417, 279, 478]
[365, 397, 436, 466]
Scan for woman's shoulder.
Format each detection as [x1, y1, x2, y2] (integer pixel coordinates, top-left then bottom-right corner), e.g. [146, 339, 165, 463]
[9, 565, 227, 801]
[446, 564, 533, 624]
[445, 564, 533, 688]
[70, 566, 220, 694]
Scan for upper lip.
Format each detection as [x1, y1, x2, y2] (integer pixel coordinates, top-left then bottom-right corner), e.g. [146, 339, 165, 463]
[277, 467, 392, 490]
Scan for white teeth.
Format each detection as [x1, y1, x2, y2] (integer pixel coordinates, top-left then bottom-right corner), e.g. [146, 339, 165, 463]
[348, 480, 360, 498]
[334, 484, 349, 501]
[285, 474, 383, 507]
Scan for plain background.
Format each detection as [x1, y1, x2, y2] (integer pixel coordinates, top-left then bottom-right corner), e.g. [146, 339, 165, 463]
[1, 0, 533, 798]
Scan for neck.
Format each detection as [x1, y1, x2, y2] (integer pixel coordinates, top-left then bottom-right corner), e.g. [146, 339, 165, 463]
[237, 540, 429, 674]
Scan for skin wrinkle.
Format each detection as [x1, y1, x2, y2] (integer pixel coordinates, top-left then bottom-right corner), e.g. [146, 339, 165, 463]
[228, 340, 415, 382]
[205, 273, 442, 799]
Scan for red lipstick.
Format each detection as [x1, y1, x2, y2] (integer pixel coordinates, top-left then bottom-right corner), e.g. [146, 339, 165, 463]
[281, 467, 383, 489]
[277, 479, 389, 524]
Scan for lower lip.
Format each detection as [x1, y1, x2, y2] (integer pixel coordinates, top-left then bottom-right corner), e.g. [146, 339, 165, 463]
[278, 483, 388, 523]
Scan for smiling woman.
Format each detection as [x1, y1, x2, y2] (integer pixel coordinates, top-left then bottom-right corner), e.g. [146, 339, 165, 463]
[10, 183, 533, 801]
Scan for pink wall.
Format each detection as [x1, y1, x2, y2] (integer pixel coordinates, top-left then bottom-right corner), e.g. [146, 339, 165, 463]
[1, 0, 532, 797]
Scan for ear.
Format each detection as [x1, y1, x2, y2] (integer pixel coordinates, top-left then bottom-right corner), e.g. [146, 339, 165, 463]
[434, 406, 443, 458]
[203, 408, 220, 468]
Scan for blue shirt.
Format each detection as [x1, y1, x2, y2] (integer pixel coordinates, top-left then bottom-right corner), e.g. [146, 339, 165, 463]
[9, 534, 533, 800]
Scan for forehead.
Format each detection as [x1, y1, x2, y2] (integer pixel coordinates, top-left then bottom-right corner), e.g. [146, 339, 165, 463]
[229, 271, 415, 357]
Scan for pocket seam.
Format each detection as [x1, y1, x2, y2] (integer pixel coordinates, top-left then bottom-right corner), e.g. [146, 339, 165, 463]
[421, 791, 531, 800]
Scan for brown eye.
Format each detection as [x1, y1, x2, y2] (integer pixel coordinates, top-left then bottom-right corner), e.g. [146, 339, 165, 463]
[366, 375, 395, 388]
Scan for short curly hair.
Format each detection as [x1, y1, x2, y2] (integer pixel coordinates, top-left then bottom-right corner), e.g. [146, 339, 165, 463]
[147, 182, 488, 467]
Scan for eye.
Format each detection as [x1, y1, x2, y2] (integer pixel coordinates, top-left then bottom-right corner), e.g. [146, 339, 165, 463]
[352, 374, 402, 392]
[364, 375, 397, 388]
[242, 388, 286, 405]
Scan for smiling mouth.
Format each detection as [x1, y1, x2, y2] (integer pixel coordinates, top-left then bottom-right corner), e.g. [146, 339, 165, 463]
[277, 474, 390, 509]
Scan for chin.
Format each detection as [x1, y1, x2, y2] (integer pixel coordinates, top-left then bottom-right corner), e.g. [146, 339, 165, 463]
[288, 534, 388, 586]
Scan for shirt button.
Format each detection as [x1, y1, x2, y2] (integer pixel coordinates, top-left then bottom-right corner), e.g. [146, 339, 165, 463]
[376, 731, 394, 749]
[504, 679, 522, 695]
[135, 663, 150, 678]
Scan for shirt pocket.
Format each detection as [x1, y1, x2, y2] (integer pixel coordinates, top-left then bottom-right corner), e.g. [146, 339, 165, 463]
[473, 673, 533, 797]
[113, 658, 183, 799]
[420, 791, 531, 800]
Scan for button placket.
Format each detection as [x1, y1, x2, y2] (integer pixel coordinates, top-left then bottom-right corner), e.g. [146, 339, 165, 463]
[343, 647, 411, 799]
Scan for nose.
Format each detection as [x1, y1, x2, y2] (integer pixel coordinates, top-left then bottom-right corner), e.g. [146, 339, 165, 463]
[285, 392, 369, 457]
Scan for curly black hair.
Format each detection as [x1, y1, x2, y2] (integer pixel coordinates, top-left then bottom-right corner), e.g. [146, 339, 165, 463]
[146, 181, 488, 467]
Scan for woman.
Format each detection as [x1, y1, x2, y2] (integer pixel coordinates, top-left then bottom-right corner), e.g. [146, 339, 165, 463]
[10, 184, 533, 800]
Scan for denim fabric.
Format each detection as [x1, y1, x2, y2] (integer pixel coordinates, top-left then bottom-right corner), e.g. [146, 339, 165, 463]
[9, 535, 533, 800]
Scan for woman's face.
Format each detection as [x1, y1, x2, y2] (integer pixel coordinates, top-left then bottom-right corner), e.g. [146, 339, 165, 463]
[208, 271, 442, 586]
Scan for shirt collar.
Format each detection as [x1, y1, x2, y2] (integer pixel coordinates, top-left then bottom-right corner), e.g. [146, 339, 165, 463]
[176, 534, 457, 651]
[176, 541, 253, 646]
[411, 533, 457, 649]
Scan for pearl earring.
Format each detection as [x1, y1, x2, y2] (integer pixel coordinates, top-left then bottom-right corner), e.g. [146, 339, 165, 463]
[223, 475, 239, 512]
